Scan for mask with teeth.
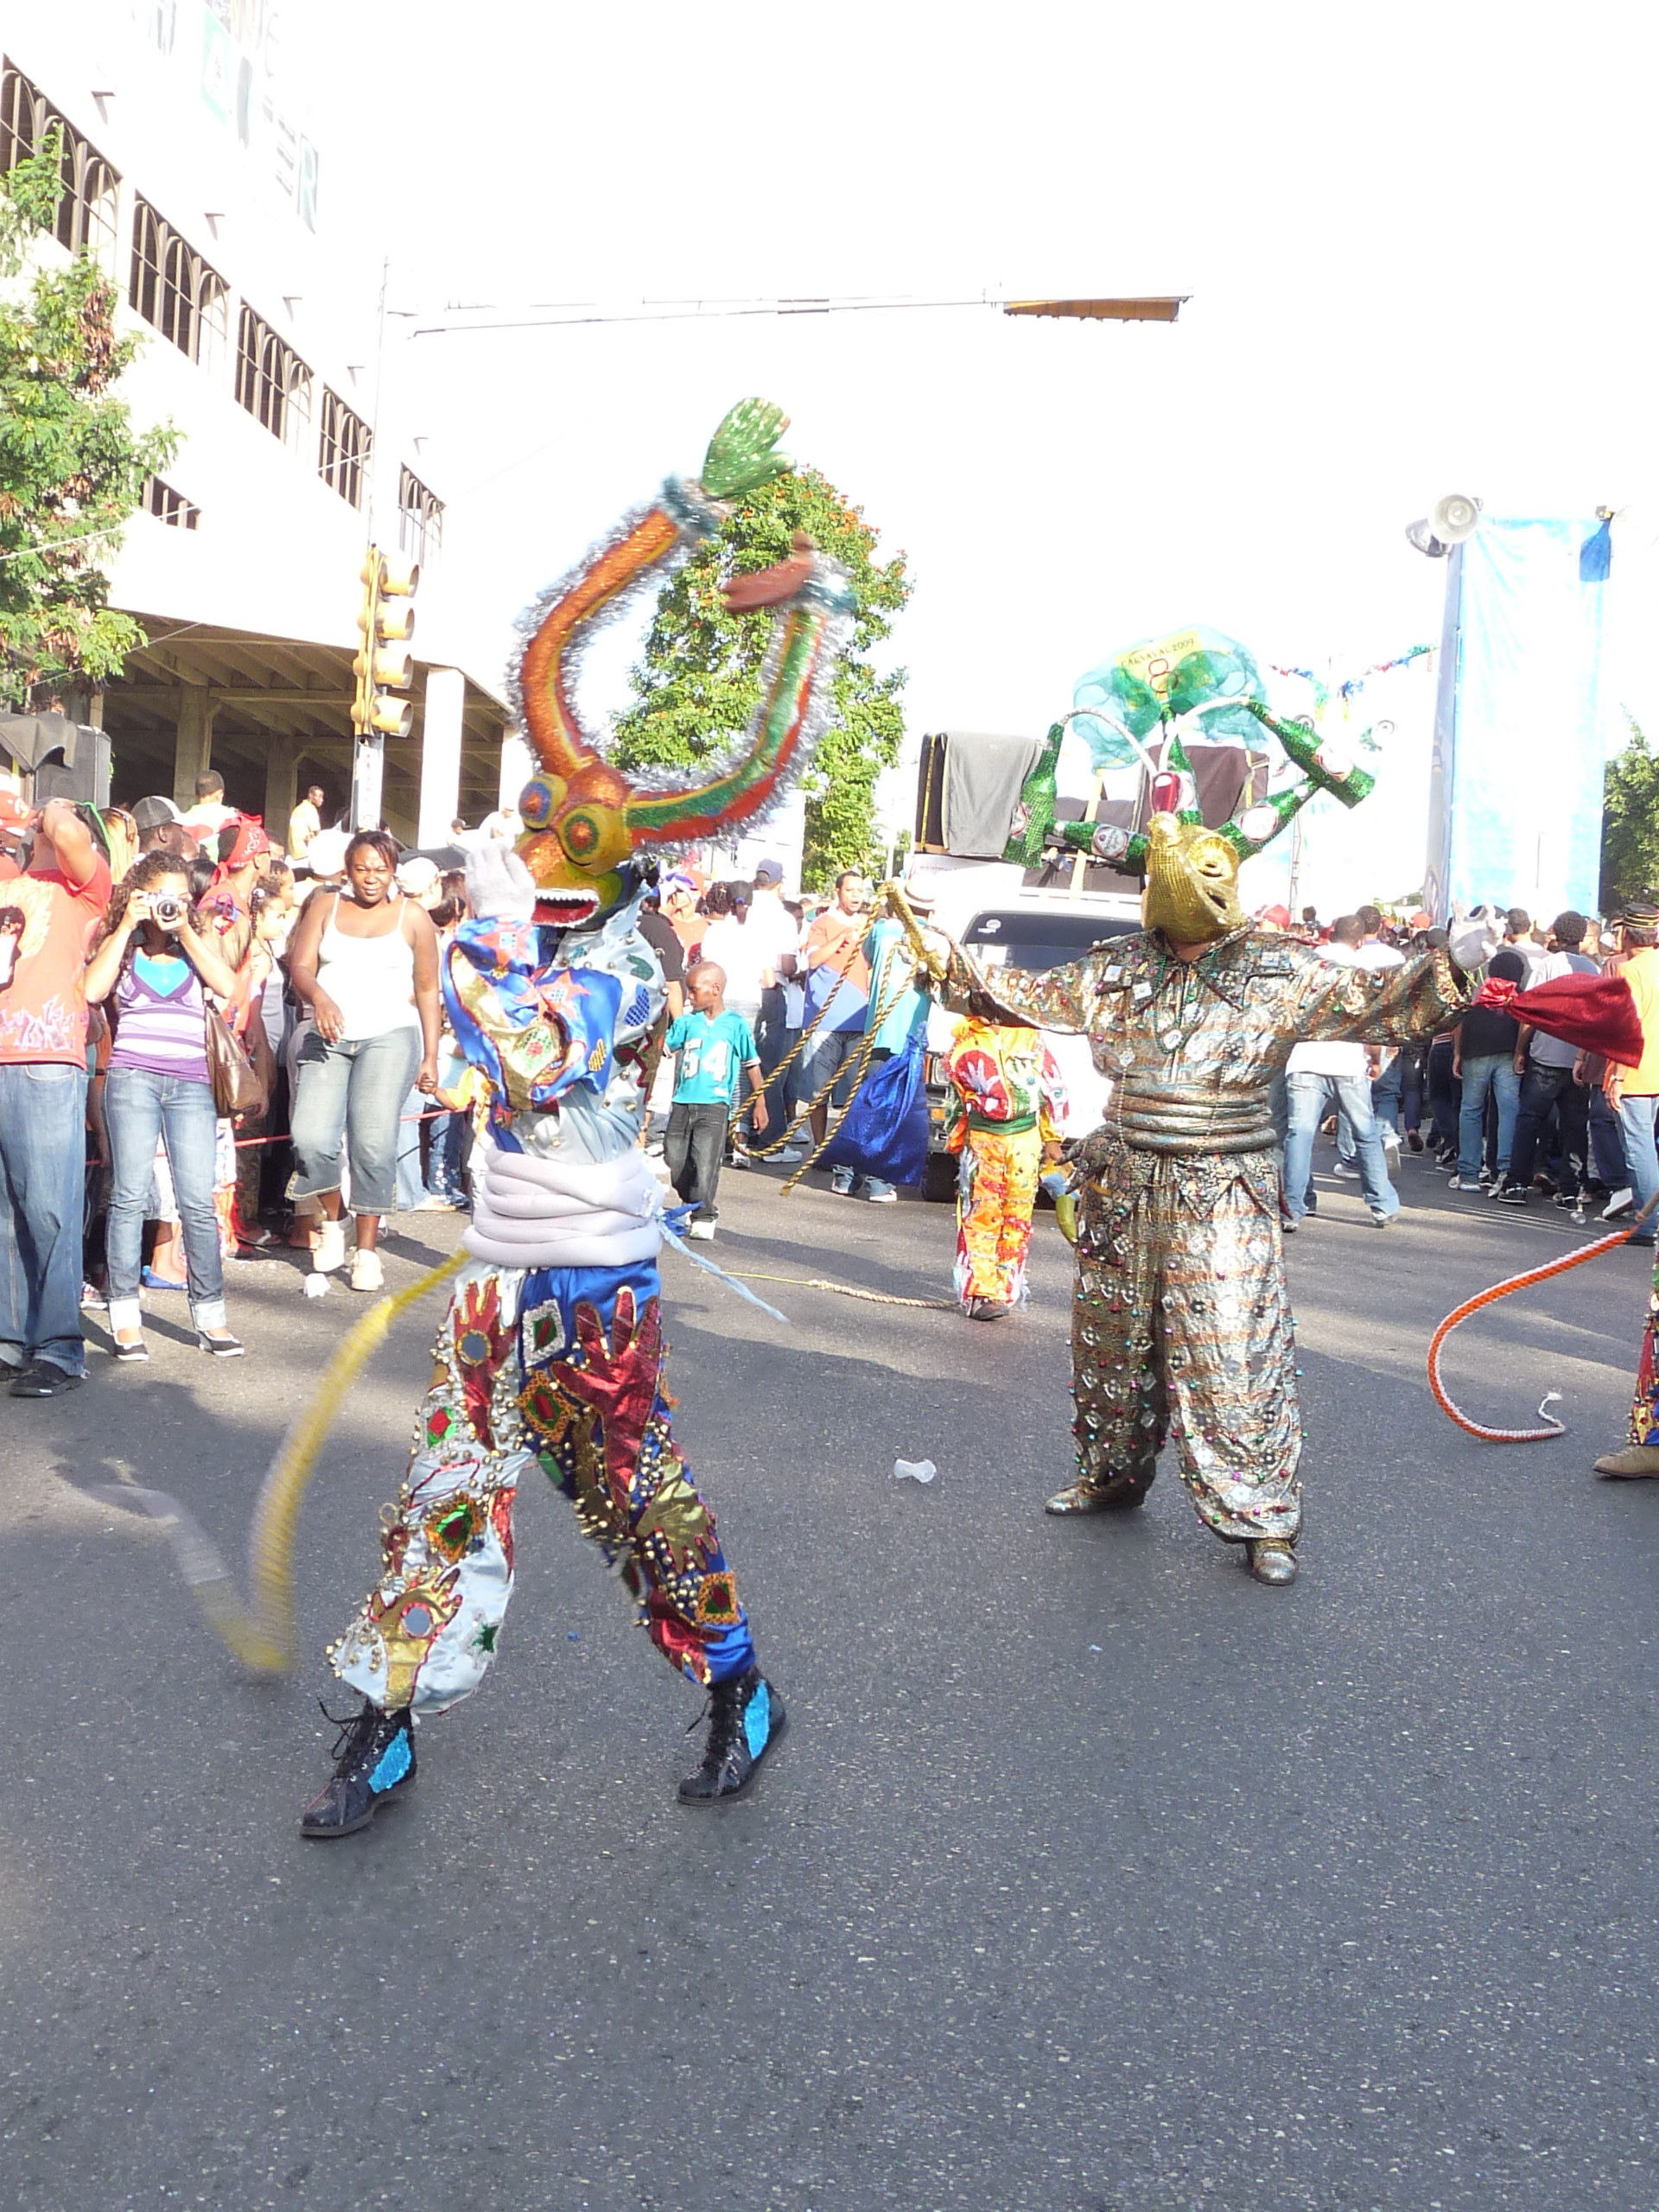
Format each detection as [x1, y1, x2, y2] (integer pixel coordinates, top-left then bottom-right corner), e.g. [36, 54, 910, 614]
[1141, 815, 1247, 943]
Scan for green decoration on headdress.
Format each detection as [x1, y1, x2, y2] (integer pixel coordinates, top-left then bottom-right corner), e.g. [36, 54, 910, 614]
[699, 397, 793, 499]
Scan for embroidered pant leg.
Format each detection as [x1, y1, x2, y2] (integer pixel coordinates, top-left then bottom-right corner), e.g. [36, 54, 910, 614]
[1629, 1262, 1659, 1446]
[1158, 1152, 1302, 1545]
[330, 1262, 531, 1716]
[1071, 1164, 1166, 1497]
[955, 1128, 1041, 1307]
[517, 1259, 755, 1687]
[994, 1128, 1044, 1304]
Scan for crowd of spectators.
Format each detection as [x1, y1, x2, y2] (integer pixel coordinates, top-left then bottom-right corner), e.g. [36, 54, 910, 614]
[0, 771, 486, 1392]
[1, 755, 1651, 1390]
[1267, 899, 1655, 1243]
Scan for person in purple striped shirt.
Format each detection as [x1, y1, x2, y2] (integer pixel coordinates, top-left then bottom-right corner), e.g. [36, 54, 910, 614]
[85, 853, 245, 1362]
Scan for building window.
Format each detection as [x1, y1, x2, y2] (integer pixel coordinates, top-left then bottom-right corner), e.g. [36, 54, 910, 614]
[128, 200, 228, 371]
[143, 475, 200, 531]
[129, 202, 228, 370]
[398, 466, 443, 567]
[0, 62, 121, 269]
[235, 304, 312, 450]
[318, 389, 372, 509]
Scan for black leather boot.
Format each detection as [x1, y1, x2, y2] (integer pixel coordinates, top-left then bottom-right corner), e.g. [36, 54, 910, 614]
[298, 1700, 416, 1839]
[678, 1665, 785, 1802]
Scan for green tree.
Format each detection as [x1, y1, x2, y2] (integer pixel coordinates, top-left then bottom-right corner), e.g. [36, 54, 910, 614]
[1600, 718, 1659, 912]
[0, 130, 176, 710]
[613, 467, 911, 888]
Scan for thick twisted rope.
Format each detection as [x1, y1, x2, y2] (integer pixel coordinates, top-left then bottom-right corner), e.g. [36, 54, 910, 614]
[136, 1250, 467, 1672]
[1428, 1194, 1659, 1442]
[731, 882, 938, 1190]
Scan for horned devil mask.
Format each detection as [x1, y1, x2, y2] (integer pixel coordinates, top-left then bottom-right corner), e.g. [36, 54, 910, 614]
[508, 399, 852, 930]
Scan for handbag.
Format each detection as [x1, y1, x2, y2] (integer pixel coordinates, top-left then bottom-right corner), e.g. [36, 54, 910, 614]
[205, 1005, 267, 1119]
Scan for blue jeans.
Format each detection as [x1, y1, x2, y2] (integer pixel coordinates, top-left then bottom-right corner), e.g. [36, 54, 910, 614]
[1589, 1088, 1629, 1190]
[1284, 1070, 1400, 1222]
[0, 1059, 89, 1376]
[804, 1025, 864, 1110]
[104, 1066, 226, 1331]
[1457, 1054, 1521, 1181]
[1617, 1095, 1659, 1243]
[394, 1083, 430, 1209]
[1427, 1035, 1461, 1153]
[289, 1027, 423, 1217]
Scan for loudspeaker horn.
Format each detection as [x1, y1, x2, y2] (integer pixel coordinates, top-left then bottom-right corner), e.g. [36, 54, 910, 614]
[1428, 492, 1481, 544]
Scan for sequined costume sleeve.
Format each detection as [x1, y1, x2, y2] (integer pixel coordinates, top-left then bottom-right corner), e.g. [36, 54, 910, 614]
[941, 946, 1118, 1038]
[1288, 942, 1468, 1047]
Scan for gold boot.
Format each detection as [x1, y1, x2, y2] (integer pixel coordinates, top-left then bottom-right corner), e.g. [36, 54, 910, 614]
[1592, 1445, 1659, 1479]
[1045, 1471, 1151, 1516]
[1246, 1538, 1299, 1586]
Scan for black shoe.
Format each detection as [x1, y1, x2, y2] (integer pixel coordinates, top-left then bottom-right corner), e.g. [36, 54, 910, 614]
[298, 1700, 416, 1839]
[9, 1361, 83, 1397]
[1497, 1183, 1529, 1205]
[677, 1665, 785, 1803]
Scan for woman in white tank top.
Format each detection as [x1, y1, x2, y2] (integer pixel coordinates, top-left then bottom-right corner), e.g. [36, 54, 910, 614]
[287, 831, 441, 1290]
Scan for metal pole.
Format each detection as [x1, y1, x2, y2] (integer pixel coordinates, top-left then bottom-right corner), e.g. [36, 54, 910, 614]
[352, 257, 392, 830]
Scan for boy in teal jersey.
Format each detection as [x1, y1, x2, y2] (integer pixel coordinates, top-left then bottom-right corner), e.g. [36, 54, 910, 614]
[664, 962, 766, 1239]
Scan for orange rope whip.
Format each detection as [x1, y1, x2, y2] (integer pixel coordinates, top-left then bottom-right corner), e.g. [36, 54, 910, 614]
[1427, 1192, 1659, 1442]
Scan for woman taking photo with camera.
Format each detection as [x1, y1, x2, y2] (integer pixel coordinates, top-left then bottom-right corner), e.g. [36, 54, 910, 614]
[85, 851, 246, 1361]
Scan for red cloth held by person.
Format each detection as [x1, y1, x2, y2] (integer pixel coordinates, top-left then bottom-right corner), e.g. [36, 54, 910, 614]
[1501, 970, 1643, 1066]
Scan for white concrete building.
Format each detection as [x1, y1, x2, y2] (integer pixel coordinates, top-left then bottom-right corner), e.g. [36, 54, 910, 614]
[0, 3, 509, 844]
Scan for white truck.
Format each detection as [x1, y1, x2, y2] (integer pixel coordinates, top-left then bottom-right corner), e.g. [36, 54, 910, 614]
[903, 854, 1142, 1200]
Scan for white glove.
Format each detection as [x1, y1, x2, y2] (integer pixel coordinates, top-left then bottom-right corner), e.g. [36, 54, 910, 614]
[1446, 902, 1502, 972]
[464, 843, 537, 925]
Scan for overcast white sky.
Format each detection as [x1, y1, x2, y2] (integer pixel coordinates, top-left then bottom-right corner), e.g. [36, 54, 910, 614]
[321, 0, 1657, 756]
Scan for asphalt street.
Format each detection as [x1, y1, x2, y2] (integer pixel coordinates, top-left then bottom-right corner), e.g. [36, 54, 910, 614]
[3, 1141, 1658, 2211]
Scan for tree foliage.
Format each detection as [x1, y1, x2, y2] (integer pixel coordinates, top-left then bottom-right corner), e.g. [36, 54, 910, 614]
[0, 131, 177, 709]
[613, 467, 911, 888]
[1600, 718, 1659, 912]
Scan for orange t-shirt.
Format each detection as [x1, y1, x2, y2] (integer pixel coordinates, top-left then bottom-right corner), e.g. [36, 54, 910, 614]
[803, 907, 872, 995]
[0, 854, 112, 1065]
[1616, 946, 1659, 1096]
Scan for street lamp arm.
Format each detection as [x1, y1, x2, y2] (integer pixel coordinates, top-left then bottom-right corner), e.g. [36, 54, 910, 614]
[407, 293, 1188, 339]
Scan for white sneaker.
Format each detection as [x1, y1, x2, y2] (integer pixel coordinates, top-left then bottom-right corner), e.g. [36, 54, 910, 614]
[1603, 1187, 1635, 1221]
[865, 1182, 898, 1204]
[349, 1247, 385, 1293]
[313, 1218, 346, 1274]
[687, 1219, 716, 1242]
[773, 1145, 807, 1163]
[830, 1166, 855, 1196]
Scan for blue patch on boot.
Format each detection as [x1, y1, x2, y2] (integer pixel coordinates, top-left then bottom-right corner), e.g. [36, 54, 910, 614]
[743, 1680, 771, 1761]
[368, 1730, 411, 1793]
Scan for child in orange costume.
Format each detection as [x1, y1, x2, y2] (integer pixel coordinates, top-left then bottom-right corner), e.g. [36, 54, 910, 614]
[943, 1016, 1065, 1318]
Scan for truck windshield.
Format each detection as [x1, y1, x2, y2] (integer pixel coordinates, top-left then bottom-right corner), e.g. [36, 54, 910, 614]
[962, 911, 1140, 975]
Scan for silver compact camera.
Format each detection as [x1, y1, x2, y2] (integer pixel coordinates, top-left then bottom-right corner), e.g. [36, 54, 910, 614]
[150, 893, 187, 925]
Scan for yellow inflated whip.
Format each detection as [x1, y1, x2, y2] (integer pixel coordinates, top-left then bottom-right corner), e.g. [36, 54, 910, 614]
[137, 1250, 467, 1675]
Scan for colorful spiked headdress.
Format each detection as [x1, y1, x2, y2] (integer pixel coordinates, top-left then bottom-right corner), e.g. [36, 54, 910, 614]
[1005, 624, 1375, 879]
[1001, 624, 1379, 944]
[507, 399, 853, 928]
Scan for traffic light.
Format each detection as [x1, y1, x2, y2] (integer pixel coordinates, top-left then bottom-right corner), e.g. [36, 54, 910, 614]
[352, 546, 419, 739]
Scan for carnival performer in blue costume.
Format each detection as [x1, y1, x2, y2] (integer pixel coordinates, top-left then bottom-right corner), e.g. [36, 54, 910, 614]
[300, 402, 852, 1835]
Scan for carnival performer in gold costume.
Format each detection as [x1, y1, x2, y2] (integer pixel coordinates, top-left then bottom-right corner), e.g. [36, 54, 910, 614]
[931, 637, 1495, 1585]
